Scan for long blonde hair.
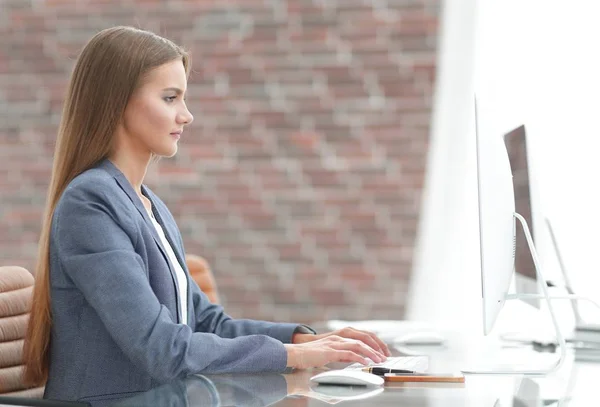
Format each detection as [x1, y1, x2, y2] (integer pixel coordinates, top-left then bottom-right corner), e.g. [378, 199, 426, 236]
[23, 26, 190, 386]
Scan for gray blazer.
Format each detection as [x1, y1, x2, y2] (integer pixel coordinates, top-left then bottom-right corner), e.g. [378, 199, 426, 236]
[44, 159, 303, 403]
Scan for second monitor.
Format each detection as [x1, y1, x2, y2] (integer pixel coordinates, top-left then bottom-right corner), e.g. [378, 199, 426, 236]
[504, 125, 540, 308]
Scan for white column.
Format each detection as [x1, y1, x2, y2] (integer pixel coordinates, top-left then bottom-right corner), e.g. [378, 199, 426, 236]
[405, 0, 482, 334]
[409, 0, 600, 336]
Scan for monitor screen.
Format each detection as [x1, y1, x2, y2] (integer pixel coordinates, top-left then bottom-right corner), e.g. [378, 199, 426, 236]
[504, 125, 536, 282]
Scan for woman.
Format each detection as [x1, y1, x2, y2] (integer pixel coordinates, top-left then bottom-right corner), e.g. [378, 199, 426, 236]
[22, 26, 390, 403]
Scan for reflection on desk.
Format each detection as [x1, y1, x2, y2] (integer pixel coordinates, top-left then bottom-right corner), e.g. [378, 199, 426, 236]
[103, 370, 390, 407]
[106, 373, 289, 407]
[306, 384, 384, 404]
[102, 368, 484, 407]
[97, 328, 600, 407]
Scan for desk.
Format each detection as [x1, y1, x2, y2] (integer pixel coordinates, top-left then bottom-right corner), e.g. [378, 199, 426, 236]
[105, 330, 599, 407]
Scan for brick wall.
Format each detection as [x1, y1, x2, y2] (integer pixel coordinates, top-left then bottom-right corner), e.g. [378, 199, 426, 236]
[0, 0, 439, 324]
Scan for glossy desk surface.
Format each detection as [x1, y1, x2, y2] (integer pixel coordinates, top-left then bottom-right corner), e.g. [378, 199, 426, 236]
[104, 330, 598, 407]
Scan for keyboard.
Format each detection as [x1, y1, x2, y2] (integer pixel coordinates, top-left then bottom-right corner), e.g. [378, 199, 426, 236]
[345, 355, 429, 372]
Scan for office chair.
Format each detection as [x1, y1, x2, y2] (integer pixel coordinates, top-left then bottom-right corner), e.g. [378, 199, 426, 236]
[0, 266, 44, 397]
[185, 255, 220, 304]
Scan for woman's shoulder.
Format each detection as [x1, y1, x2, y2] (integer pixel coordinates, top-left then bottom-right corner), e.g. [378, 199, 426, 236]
[53, 166, 137, 233]
[56, 165, 132, 221]
[61, 167, 118, 202]
[72, 165, 114, 187]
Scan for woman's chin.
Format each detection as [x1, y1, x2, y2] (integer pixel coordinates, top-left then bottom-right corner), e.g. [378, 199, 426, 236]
[156, 144, 178, 158]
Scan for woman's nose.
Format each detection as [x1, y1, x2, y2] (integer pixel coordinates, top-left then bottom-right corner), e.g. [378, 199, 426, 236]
[179, 106, 194, 125]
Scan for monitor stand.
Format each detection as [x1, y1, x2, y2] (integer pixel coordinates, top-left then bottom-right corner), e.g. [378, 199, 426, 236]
[462, 212, 568, 375]
[545, 217, 600, 332]
[464, 213, 600, 375]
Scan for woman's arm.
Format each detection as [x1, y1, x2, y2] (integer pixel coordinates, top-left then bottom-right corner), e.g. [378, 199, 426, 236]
[189, 281, 308, 343]
[54, 182, 288, 382]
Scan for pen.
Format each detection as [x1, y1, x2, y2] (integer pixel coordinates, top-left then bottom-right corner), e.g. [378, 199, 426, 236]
[362, 367, 416, 376]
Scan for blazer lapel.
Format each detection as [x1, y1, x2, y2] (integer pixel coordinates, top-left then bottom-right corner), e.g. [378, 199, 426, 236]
[142, 188, 192, 325]
[97, 159, 181, 322]
[151, 205, 187, 274]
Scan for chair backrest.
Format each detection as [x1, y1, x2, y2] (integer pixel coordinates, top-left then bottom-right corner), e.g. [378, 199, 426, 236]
[185, 255, 220, 304]
[0, 266, 44, 397]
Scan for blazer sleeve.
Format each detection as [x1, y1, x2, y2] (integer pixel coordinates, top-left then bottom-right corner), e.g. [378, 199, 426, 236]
[189, 281, 303, 343]
[53, 182, 288, 383]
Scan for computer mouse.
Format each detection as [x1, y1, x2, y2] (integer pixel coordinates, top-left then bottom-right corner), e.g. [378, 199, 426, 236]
[309, 370, 384, 387]
[394, 331, 446, 346]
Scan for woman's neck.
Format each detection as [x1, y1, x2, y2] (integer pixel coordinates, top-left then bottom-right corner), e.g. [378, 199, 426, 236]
[108, 149, 151, 196]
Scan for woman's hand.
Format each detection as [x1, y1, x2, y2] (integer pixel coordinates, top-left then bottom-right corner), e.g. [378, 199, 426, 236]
[284, 335, 387, 369]
[292, 327, 391, 357]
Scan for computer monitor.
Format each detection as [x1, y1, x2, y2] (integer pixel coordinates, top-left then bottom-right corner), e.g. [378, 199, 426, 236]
[469, 96, 567, 375]
[504, 125, 540, 308]
[474, 97, 517, 335]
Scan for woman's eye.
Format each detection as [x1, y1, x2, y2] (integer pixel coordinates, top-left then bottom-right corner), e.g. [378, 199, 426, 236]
[164, 96, 177, 103]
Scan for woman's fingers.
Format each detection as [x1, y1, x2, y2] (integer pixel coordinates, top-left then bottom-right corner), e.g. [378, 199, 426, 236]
[321, 329, 391, 358]
[338, 328, 390, 359]
[288, 333, 390, 369]
[335, 350, 369, 365]
[354, 330, 391, 357]
[330, 338, 384, 363]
